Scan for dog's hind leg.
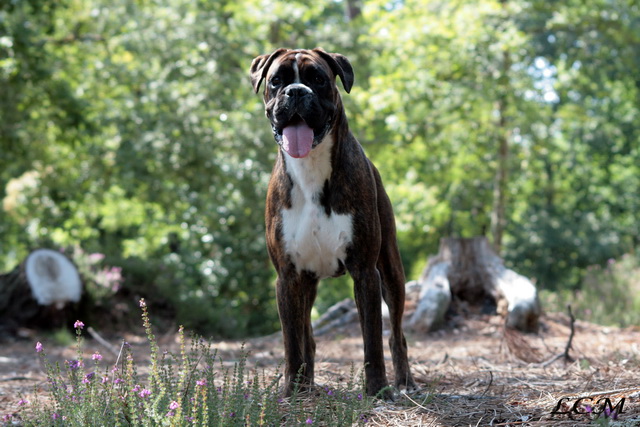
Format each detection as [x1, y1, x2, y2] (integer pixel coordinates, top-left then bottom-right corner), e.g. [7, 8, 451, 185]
[373, 170, 417, 391]
[378, 252, 416, 391]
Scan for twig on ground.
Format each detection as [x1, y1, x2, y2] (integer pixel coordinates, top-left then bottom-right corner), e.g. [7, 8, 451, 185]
[480, 370, 493, 397]
[540, 305, 576, 367]
[87, 326, 120, 357]
[0, 376, 36, 382]
[562, 305, 576, 361]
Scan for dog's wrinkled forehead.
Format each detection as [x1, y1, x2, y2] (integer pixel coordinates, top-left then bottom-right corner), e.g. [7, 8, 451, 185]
[250, 48, 354, 95]
[268, 50, 332, 81]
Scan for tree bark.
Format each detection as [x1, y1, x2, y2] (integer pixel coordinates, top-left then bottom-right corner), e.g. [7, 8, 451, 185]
[345, 0, 362, 20]
[490, 0, 512, 254]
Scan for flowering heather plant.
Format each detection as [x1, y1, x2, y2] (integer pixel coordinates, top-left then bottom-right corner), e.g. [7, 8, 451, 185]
[67, 245, 123, 301]
[8, 301, 373, 426]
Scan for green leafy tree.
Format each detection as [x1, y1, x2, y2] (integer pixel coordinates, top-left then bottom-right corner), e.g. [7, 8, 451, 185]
[2, 0, 639, 333]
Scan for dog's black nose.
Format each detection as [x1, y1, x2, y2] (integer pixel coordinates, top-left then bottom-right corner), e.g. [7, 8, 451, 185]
[284, 83, 312, 98]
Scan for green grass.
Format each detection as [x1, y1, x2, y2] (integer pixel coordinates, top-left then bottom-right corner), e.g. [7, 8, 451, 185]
[8, 300, 373, 426]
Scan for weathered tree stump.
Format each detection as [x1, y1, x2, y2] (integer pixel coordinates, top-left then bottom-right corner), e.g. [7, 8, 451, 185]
[408, 237, 540, 333]
[0, 249, 82, 334]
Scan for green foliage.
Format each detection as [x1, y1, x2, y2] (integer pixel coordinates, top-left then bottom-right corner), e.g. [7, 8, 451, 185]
[542, 253, 640, 327]
[1, 0, 640, 331]
[9, 302, 372, 426]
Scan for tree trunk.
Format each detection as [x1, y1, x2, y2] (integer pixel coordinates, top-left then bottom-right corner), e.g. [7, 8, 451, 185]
[490, 0, 512, 254]
[0, 249, 82, 334]
[408, 237, 540, 333]
[345, 0, 362, 20]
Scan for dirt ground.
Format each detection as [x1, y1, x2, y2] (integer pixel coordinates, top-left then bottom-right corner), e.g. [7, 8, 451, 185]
[1, 309, 639, 426]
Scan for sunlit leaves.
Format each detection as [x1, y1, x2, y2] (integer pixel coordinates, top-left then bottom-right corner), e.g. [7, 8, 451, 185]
[1, 0, 639, 329]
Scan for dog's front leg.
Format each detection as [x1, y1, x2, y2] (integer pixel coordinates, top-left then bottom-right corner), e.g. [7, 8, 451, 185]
[351, 267, 389, 397]
[276, 271, 318, 396]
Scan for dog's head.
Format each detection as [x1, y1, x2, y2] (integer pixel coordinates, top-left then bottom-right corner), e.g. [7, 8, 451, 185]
[250, 48, 354, 158]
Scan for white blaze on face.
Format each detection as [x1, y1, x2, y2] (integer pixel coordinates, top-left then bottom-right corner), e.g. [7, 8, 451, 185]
[281, 53, 315, 159]
[293, 52, 302, 83]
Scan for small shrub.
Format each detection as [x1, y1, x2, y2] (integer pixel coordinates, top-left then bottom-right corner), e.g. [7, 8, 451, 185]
[67, 245, 123, 303]
[6, 300, 372, 426]
[541, 252, 640, 327]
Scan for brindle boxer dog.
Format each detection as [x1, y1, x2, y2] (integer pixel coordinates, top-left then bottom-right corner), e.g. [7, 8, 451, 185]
[250, 48, 416, 397]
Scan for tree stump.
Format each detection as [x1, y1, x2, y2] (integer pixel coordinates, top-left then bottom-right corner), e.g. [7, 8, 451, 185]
[0, 249, 82, 334]
[408, 237, 540, 333]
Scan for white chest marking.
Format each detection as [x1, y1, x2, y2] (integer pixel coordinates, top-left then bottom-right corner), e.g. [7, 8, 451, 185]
[281, 135, 353, 278]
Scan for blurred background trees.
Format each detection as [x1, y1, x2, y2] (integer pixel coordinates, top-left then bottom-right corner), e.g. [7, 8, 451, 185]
[1, 0, 639, 336]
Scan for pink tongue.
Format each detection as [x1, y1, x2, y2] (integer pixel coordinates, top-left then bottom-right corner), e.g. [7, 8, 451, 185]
[282, 123, 314, 158]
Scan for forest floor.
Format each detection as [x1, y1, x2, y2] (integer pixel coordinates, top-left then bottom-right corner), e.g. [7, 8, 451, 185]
[1, 308, 639, 426]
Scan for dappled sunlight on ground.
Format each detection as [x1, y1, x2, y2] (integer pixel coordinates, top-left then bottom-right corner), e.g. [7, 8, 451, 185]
[1, 311, 639, 425]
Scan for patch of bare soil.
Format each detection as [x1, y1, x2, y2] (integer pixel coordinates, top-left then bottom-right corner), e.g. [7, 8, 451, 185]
[1, 311, 639, 426]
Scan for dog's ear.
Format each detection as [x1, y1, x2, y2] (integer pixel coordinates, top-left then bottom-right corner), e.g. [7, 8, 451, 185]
[312, 48, 354, 94]
[250, 48, 289, 94]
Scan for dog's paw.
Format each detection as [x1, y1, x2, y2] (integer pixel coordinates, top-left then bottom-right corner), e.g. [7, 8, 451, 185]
[395, 376, 419, 393]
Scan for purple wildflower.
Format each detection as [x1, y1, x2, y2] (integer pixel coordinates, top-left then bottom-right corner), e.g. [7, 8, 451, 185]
[114, 378, 124, 384]
[166, 402, 179, 417]
[101, 376, 109, 384]
[139, 389, 151, 398]
[83, 372, 95, 384]
[92, 352, 103, 361]
[196, 379, 207, 387]
[603, 406, 617, 419]
[66, 359, 83, 370]
[17, 398, 29, 406]
[306, 418, 313, 424]
[35, 342, 43, 353]
[139, 299, 146, 308]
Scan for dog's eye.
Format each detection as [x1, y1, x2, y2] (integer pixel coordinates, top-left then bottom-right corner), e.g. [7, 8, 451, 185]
[314, 75, 326, 86]
[270, 76, 282, 88]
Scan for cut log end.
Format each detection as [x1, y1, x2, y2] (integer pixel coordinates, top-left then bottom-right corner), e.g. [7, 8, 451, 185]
[25, 249, 82, 306]
[0, 249, 82, 335]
